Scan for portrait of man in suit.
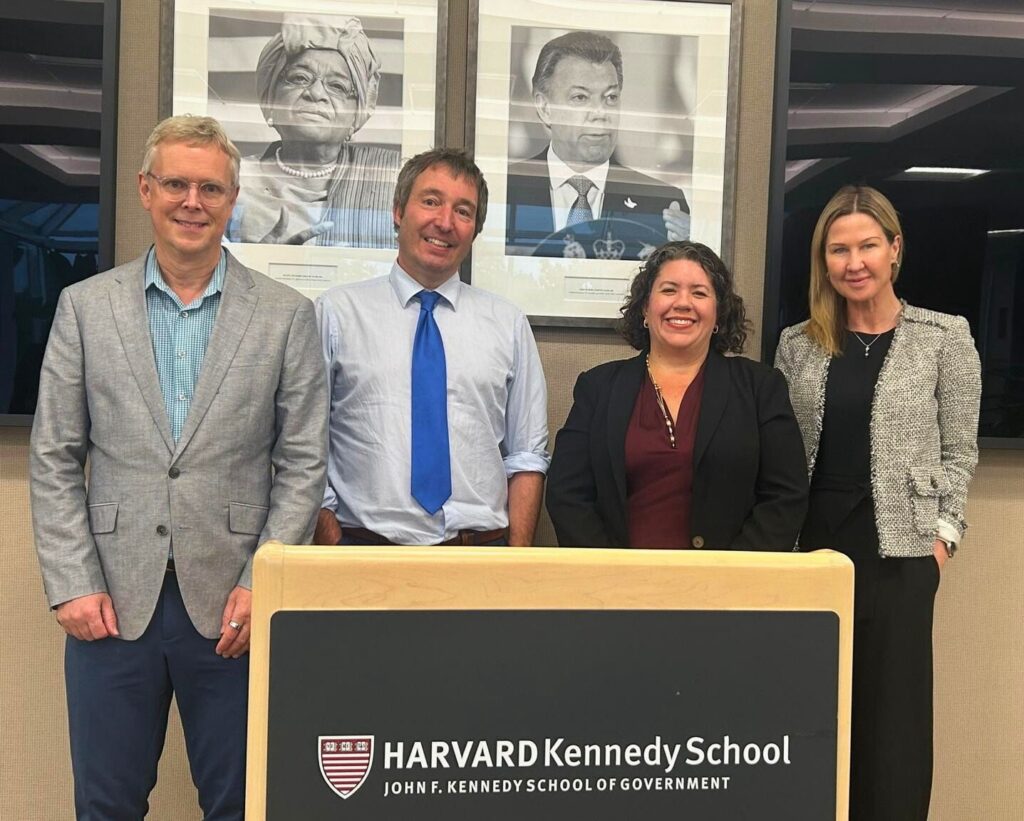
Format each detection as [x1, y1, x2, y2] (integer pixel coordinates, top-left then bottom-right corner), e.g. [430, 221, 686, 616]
[29, 115, 327, 819]
[506, 30, 690, 260]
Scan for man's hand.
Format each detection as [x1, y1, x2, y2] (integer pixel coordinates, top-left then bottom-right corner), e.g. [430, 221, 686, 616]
[314, 507, 342, 545]
[56, 592, 119, 641]
[260, 210, 334, 245]
[215, 586, 252, 659]
[663, 201, 691, 242]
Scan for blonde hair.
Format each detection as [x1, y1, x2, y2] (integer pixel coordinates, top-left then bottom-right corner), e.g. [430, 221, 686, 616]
[806, 185, 903, 355]
[140, 115, 241, 188]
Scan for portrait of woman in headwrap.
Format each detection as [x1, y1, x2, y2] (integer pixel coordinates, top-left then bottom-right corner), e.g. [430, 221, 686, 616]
[228, 14, 400, 247]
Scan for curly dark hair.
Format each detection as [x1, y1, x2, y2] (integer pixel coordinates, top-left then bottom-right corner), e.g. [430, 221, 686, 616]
[619, 241, 749, 354]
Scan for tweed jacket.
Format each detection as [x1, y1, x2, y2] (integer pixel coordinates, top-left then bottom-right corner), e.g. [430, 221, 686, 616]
[774, 304, 981, 557]
[29, 251, 328, 640]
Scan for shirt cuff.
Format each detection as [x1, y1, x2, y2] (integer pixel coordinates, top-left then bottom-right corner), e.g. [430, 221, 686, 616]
[503, 451, 551, 478]
[936, 520, 961, 547]
[322, 483, 340, 514]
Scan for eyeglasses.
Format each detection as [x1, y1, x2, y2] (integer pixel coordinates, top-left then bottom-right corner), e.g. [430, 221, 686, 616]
[145, 173, 234, 206]
[280, 68, 357, 100]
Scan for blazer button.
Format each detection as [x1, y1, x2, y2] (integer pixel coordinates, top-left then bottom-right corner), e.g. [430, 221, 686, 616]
[931, 477, 939, 489]
[156, 525, 169, 536]
[168, 467, 180, 479]
[691, 536, 705, 549]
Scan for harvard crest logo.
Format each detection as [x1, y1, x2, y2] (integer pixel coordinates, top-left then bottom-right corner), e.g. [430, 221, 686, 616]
[318, 735, 374, 799]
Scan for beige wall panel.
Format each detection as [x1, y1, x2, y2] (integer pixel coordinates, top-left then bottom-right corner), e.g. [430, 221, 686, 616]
[931, 449, 1024, 820]
[115, 0, 164, 266]
[0, 427, 74, 820]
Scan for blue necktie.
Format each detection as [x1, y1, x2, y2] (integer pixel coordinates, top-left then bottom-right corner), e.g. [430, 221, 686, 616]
[411, 290, 452, 514]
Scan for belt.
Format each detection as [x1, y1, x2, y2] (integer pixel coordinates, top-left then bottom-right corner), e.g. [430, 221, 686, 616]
[343, 526, 508, 546]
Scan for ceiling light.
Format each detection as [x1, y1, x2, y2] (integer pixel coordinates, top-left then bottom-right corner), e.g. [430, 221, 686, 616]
[890, 166, 990, 181]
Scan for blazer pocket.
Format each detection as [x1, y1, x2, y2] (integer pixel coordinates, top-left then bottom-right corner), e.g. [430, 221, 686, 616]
[87, 502, 118, 534]
[229, 501, 270, 536]
[906, 467, 949, 536]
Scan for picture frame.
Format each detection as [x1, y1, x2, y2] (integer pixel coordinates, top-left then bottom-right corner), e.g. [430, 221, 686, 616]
[468, 0, 742, 325]
[160, 0, 448, 298]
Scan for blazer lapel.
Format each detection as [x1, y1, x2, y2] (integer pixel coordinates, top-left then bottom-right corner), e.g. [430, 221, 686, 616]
[607, 354, 646, 510]
[602, 159, 635, 217]
[693, 350, 728, 470]
[108, 258, 174, 454]
[516, 152, 556, 233]
[172, 254, 257, 460]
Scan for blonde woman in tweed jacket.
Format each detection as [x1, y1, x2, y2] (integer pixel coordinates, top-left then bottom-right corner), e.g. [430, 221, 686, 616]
[775, 185, 981, 821]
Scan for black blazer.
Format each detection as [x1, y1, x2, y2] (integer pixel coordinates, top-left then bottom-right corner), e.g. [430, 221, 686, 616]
[505, 150, 689, 260]
[545, 351, 809, 550]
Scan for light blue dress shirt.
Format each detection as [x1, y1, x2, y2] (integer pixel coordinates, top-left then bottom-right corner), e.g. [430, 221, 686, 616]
[315, 263, 550, 544]
[144, 247, 226, 441]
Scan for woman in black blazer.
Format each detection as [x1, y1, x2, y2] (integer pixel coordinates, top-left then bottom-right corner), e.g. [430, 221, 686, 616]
[546, 241, 808, 551]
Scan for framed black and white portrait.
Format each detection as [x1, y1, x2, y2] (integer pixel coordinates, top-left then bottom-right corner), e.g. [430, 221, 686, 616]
[469, 0, 741, 324]
[164, 0, 445, 297]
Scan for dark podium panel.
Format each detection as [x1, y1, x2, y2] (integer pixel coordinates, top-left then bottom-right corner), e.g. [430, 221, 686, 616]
[265, 609, 837, 820]
[246, 546, 853, 819]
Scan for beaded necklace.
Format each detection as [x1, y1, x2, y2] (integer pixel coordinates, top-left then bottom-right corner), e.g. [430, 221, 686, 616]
[645, 355, 677, 449]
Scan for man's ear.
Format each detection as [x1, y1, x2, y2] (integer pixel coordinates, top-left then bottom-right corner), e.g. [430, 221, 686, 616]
[138, 171, 153, 211]
[392, 202, 403, 232]
[533, 92, 552, 131]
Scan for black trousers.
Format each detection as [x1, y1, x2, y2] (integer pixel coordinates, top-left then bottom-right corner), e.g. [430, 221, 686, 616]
[803, 492, 939, 821]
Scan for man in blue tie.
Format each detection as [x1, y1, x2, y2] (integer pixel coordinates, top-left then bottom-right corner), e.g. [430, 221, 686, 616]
[314, 149, 550, 547]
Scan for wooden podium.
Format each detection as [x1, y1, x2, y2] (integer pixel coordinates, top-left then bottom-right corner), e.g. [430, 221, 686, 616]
[246, 545, 853, 820]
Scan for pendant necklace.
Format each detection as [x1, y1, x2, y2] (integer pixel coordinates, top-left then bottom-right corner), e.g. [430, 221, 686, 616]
[645, 355, 677, 449]
[849, 304, 903, 358]
[850, 330, 882, 359]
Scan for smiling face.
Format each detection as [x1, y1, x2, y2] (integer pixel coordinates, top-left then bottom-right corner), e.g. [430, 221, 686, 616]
[393, 164, 479, 289]
[139, 140, 237, 266]
[824, 212, 901, 306]
[535, 55, 620, 171]
[271, 49, 359, 144]
[643, 258, 718, 361]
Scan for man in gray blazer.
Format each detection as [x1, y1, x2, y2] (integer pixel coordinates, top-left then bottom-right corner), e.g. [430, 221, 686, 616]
[29, 115, 327, 820]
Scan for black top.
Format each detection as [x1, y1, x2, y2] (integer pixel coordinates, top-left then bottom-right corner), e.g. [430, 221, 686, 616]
[809, 329, 894, 531]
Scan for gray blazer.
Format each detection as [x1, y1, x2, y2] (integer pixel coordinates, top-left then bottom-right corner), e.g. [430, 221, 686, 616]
[30, 251, 328, 640]
[775, 304, 981, 558]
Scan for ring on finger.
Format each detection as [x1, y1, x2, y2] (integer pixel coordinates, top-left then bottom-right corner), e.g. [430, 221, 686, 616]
[228, 620, 242, 630]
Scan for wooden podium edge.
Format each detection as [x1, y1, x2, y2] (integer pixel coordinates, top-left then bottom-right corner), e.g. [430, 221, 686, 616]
[246, 545, 852, 820]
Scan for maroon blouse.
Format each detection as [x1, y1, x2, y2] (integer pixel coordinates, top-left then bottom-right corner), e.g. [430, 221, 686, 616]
[625, 364, 706, 548]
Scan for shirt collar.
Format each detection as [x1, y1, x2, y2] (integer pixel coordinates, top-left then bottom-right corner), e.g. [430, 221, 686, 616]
[145, 246, 226, 307]
[389, 261, 462, 311]
[546, 145, 611, 193]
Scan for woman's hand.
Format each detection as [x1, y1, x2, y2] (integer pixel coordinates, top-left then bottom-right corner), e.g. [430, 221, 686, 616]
[260, 209, 334, 245]
[933, 538, 949, 571]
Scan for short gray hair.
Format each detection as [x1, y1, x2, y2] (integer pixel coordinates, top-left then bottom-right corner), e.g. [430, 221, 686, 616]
[140, 115, 241, 188]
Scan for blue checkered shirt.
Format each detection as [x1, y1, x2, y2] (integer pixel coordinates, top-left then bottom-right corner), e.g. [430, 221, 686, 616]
[144, 247, 227, 442]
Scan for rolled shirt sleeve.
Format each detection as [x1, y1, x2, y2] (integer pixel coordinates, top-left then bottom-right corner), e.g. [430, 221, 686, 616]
[501, 311, 550, 477]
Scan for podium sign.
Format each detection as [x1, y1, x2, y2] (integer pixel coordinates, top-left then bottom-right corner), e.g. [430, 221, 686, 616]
[247, 546, 853, 820]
